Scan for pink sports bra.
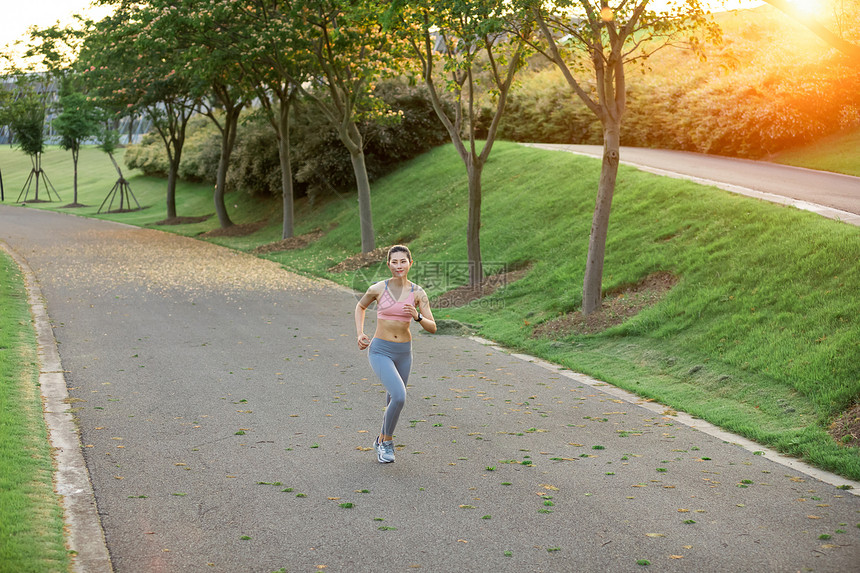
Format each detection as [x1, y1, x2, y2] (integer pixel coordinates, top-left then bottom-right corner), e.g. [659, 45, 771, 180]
[377, 280, 415, 322]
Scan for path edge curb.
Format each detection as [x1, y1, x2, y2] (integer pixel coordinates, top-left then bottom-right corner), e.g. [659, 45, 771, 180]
[469, 335, 860, 496]
[0, 240, 114, 573]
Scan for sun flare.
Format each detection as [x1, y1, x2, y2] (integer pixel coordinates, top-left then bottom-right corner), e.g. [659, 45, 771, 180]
[790, 0, 821, 15]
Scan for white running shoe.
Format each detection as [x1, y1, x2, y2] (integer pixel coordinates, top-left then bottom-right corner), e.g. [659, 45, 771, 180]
[374, 437, 395, 463]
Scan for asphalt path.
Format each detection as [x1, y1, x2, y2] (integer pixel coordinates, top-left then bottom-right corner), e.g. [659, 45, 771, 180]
[2, 203, 860, 573]
[524, 144, 860, 225]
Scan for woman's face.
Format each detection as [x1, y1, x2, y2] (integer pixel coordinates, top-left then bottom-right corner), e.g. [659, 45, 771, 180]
[388, 252, 412, 277]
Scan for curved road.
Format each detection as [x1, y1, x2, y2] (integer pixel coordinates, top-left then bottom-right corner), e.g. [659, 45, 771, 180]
[524, 144, 860, 226]
[1, 148, 859, 572]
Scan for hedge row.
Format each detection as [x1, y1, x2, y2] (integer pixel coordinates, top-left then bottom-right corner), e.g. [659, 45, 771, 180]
[492, 53, 858, 159]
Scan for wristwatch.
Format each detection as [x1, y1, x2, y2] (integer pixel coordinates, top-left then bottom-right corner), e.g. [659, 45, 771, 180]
[414, 312, 423, 322]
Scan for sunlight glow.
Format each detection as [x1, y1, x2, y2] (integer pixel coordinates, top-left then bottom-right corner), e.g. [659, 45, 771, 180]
[789, 0, 821, 14]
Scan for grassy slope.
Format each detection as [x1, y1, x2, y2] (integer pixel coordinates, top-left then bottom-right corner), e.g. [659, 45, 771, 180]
[1, 138, 858, 483]
[0, 250, 69, 572]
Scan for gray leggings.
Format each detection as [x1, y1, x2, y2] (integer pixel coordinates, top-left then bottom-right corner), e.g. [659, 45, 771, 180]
[368, 338, 412, 437]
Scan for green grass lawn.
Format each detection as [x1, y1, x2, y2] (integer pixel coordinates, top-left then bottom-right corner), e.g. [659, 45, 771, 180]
[0, 145, 271, 230]
[0, 132, 857, 557]
[0, 249, 70, 572]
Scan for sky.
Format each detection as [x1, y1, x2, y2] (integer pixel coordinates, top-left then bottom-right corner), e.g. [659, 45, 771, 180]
[0, 0, 112, 65]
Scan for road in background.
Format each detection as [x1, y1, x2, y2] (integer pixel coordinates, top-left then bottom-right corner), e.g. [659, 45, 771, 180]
[525, 143, 860, 226]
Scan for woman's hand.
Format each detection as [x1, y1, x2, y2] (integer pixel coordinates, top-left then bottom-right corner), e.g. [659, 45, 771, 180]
[403, 303, 419, 320]
[357, 333, 371, 350]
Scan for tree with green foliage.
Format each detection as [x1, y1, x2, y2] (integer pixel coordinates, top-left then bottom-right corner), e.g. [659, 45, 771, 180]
[515, 0, 720, 315]
[23, 21, 86, 76]
[23, 21, 101, 207]
[53, 90, 101, 206]
[393, 0, 530, 287]
[235, 0, 313, 240]
[79, 2, 201, 221]
[143, 0, 254, 229]
[295, 0, 409, 253]
[2, 75, 60, 202]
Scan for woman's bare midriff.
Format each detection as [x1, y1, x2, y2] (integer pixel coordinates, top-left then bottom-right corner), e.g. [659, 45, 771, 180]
[375, 319, 412, 342]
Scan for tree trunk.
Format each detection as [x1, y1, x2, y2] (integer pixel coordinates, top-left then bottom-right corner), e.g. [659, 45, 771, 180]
[166, 133, 185, 220]
[166, 159, 179, 219]
[108, 151, 124, 179]
[72, 148, 79, 204]
[345, 122, 375, 253]
[278, 97, 295, 240]
[582, 120, 621, 316]
[466, 159, 484, 288]
[350, 149, 376, 253]
[214, 108, 240, 229]
[34, 154, 41, 202]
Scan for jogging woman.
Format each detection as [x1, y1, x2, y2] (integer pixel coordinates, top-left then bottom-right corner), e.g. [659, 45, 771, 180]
[355, 245, 436, 463]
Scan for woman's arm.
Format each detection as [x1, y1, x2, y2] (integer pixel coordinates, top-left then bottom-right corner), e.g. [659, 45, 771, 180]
[413, 287, 437, 334]
[355, 287, 379, 350]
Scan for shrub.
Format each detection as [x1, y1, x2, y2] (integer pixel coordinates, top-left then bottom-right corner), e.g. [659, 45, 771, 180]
[226, 117, 283, 197]
[178, 116, 221, 183]
[125, 80, 451, 202]
[124, 131, 169, 176]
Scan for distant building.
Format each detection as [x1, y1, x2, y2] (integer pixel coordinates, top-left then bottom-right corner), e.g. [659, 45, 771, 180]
[0, 73, 151, 146]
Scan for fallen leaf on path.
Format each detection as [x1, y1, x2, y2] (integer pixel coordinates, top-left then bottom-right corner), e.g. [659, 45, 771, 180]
[645, 533, 665, 538]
